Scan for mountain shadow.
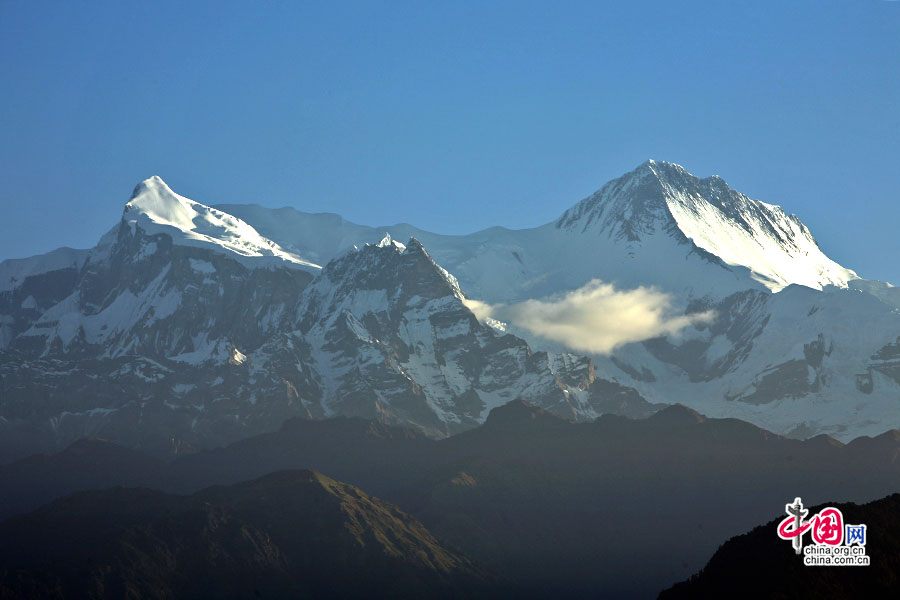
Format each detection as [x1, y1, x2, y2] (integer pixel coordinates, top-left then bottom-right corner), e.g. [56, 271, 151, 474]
[4, 402, 900, 598]
[0, 469, 505, 599]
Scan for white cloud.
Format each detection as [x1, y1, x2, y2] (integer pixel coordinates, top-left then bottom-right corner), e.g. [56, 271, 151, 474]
[463, 279, 714, 354]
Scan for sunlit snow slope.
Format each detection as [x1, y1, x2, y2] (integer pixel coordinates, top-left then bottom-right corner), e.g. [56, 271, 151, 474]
[126, 176, 320, 271]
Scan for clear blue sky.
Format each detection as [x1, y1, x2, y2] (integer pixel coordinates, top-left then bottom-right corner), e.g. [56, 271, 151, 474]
[1, 1, 898, 283]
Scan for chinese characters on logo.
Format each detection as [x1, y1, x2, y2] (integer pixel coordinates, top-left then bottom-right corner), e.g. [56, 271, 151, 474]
[776, 497, 869, 566]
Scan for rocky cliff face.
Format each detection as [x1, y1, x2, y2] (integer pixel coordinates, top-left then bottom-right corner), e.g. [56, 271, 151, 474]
[294, 236, 600, 435]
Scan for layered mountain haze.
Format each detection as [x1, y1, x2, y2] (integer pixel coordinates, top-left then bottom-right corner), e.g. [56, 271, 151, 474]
[5, 403, 900, 597]
[1, 161, 898, 461]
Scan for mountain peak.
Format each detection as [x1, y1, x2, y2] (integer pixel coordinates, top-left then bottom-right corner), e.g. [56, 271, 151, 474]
[629, 159, 722, 194]
[482, 399, 569, 431]
[314, 235, 464, 304]
[376, 232, 407, 252]
[129, 175, 172, 201]
[647, 403, 707, 426]
[122, 177, 320, 271]
[555, 161, 856, 291]
[639, 158, 688, 175]
[554, 160, 680, 243]
[125, 175, 195, 228]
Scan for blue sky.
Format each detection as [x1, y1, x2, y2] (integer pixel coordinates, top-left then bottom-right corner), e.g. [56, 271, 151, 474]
[1, 0, 898, 283]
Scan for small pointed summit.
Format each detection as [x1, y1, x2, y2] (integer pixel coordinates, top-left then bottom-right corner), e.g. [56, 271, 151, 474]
[124, 175, 193, 226]
[130, 175, 173, 201]
[376, 233, 406, 252]
[647, 403, 706, 426]
[376, 232, 393, 247]
[634, 159, 690, 180]
[482, 399, 568, 431]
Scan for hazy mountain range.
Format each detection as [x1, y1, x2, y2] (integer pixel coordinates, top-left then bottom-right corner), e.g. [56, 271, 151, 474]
[3, 401, 900, 597]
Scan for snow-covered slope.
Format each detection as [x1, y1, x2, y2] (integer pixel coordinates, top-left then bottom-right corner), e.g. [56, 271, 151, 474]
[126, 176, 320, 271]
[0, 247, 91, 347]
[213, 202, 396, 268]
[556, 160, 856, 292]
[0, 247, 89, 293]
[582, 284, 900, 440]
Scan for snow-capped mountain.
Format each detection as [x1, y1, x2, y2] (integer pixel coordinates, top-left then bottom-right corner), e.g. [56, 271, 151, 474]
[1, 162, 897, 459]
[555, 160, 857, 292]
[221, 161, 900, 440]
[0, 178, 633, 460]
